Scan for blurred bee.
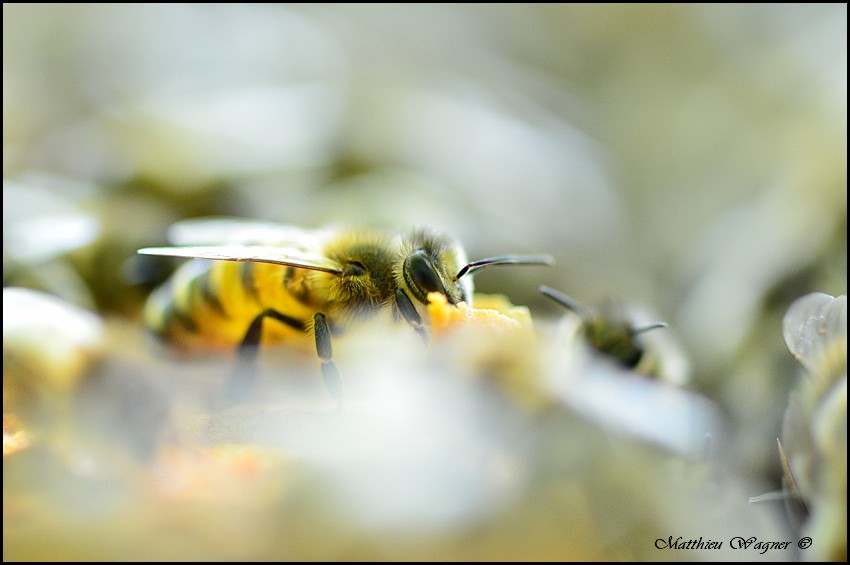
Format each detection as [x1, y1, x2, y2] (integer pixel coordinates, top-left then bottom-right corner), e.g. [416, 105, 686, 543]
[779, 292, 846, 561]
[539, 285, 689, 383]
[538, 285, 711, 455]
[139, 218, 551, 403]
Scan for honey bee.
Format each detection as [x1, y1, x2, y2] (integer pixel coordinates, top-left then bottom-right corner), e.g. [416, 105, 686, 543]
[538, 285, 710, 454]
[539, 285, 678, 380]
[139, 218, 552, 403]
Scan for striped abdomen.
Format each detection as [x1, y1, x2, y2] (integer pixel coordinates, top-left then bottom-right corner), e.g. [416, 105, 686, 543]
[144, 259, 323, 353]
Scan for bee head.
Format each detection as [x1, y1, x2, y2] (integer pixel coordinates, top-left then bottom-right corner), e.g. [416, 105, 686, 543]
[404, 248, 474, 305]
[399, 230, 553, 310]
[399, 230, 470, 306]
[539, 286, 668, 371]
[583, 315, 647, 369]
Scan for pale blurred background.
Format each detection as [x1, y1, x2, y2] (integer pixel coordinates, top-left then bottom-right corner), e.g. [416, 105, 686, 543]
[4, 3, 846, 561]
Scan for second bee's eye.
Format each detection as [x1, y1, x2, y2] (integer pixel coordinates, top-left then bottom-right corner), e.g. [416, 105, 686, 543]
[344, 260, 367, 276]
[404, 249, 445, 303]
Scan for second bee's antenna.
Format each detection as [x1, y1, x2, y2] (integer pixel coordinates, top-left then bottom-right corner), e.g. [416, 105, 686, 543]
[539, 285, 594, 320]
[540, 285, 668, 335]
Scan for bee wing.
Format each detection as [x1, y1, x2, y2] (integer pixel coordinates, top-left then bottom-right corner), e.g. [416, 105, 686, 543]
[137, 245, 343, 274]
[165, 217, 330, 248]
[782, 292, 847, 376]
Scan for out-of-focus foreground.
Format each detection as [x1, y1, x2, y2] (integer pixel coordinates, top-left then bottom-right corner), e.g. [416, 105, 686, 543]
[4, 4, 846, 562]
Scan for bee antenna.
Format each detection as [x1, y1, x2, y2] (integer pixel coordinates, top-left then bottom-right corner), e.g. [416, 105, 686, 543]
[539, 285, 593, 320]
[454, 255, 553, 281]
[629, 322, 668, 336]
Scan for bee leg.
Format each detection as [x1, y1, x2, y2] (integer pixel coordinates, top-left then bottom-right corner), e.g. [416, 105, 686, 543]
[226, 309, 306, 404]
[395, 288, 428, 342]
[313, 313, 343, 407]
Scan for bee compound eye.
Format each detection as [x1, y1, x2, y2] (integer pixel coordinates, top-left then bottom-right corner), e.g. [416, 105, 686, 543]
[404, 250, 445, 302]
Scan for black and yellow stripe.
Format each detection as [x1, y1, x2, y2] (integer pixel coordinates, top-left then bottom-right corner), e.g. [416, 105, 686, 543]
[144, 259, 323, 354]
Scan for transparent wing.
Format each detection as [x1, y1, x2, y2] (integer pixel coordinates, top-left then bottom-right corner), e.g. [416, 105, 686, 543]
[138, 245, 343, 274]
[782, 292, 847, 375]
[165, 217, 330, 249]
